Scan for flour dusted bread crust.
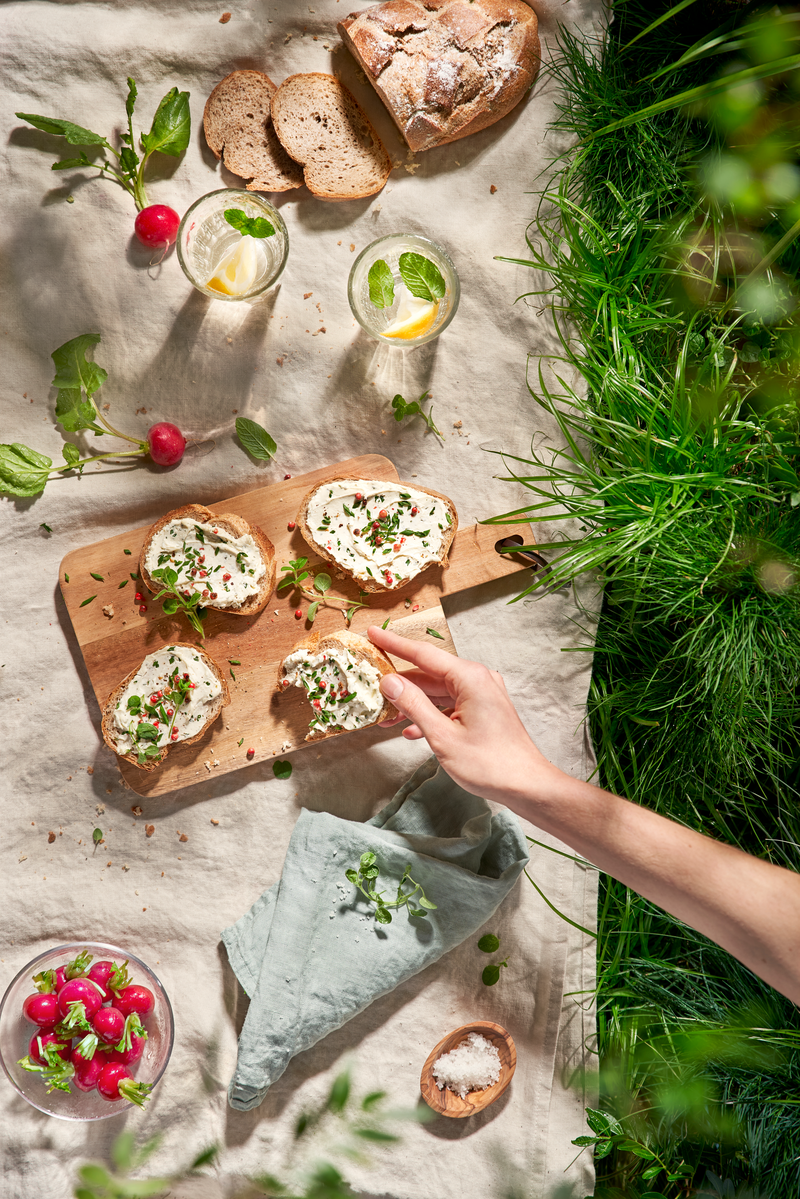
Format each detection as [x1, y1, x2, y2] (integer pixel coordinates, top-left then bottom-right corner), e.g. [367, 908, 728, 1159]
[338, 0, 540, 152]
[278, 630, 398, 741]
[297, 476, 458, 592]
[203, 70, 304, 192]
[139, 504, 276, 617]
[270, 73, 392, 200]
[101, 645, 230, 772]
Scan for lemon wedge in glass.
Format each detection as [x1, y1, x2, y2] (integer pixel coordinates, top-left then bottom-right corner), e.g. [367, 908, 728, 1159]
[383, 285, 439, 340]
[206, 236, 262, 297]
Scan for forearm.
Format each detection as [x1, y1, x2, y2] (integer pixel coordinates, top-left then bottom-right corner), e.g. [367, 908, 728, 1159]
[511, 757, 800, 1005]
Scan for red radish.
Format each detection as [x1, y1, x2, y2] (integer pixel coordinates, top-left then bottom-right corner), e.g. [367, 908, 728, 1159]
[134, 204, 180, 248]
[93, 1006, 126, 1044]
[71, 1044, 105, 1092]
[87, 961, 113, 999]
[97, 1061, 152, 1107]
[109, 1032, 146, 1067]
[54, 967, 67, 990]
[29, 1031, 70, 1065]
[57, 977, 103, 1020]
[116, 984, 154, 1018]
[22, 992, 59, 1027]
[147, 422, 186, 466]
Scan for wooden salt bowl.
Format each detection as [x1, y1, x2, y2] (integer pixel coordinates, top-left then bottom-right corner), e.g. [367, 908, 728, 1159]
[420, 1021, 517, 1118]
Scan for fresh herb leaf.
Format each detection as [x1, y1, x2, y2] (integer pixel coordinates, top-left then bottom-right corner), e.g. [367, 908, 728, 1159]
[0, 443, 53, 497]
[482, 958, 509, 986]
[80, 595, 97, 607]
[398, 252, 446, 302]
[273, 759, 293, 780]
[62, 443, 81, 468]
[390, 391, 443, 439]
[90, 572, 104, 581]
[51, 334, 108, 438]
[224, 208, 275, 238]
[368, 258, 395, 309]
[478, 933, 500, 953]
[236, 416, 277, 461]
[237, 738, 244, 747]
[381, 618, 390, 630]
[118, 579, 129, 589]
[93, 828, 103, 844]
[229, 659, 241, 665]
[140, 87, 191, 158]
[64, 573, 69, 583]
[307, 601, 319, 623]
[230, 668, 236, 680]
[314, 573, 331, 594]
[426, 627, 444, 639]
[40, 523, 52, 532]
[345, 852, 436, 925]
[123, 548, 132, 555]
[150, 567, 206, 640]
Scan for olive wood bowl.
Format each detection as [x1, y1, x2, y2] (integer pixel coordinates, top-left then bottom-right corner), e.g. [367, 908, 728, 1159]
[419, 1021, 516, 1118]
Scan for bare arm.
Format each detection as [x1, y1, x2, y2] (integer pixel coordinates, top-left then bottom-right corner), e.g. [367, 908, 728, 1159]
[369, 625, 800, 1005]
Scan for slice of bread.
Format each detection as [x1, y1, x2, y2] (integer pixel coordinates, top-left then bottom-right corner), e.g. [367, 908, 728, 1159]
[278, 630, 398, 741]
[270, 73, 392, 200]
[101, 644, 230, 772]
[338, 0, 540, 153]
[203, 69, 304, 192]
[297, 476, 458, 593]
[139, 504, 276, 617]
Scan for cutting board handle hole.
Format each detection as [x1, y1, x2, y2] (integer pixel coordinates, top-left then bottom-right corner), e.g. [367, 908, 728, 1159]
[495, 536, 549, 573]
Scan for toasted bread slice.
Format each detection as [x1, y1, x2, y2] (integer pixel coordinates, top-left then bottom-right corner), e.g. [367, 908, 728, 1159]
[101, 644, 230, 772]
[139, 504, 276, 617]
[203, 69, 304, 192]
[278, 630, 397, 741]
[270, 73, 392, 200]
[297, 476, 458, 592]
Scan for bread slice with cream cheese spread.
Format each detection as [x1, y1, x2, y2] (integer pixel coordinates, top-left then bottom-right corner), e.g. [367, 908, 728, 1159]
[101, 643, 230, 771]
[139, 504, 276, 617]
[278, 630, 398, 741]
[297, 476, 457, 592]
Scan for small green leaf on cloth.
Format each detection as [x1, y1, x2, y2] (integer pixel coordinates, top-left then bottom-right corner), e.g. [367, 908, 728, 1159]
[236, 417, 276, 461]
[273, 760, 292, 780]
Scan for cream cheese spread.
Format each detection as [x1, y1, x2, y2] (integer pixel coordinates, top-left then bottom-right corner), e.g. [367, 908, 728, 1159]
[112, 646, 223, 761]
[281, 645, 383, 733]
[144, 517, 266, 609]
[305, 479, 452, 587]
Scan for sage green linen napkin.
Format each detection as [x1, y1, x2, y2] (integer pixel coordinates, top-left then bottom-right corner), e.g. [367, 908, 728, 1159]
[222, 756, 530, 1111]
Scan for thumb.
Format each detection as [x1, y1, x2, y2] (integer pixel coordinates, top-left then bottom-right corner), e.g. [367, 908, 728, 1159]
[380, 672, 452, 741]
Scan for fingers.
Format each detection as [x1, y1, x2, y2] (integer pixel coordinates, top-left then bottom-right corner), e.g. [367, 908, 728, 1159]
[368, 625, 458, 678]
[379, 671, 453, 743]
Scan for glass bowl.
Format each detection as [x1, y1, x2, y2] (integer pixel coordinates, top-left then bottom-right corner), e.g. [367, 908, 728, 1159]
[347, 232, 460, 347]
[0, 942, 174, 1120]
[177, 189, 289, 302]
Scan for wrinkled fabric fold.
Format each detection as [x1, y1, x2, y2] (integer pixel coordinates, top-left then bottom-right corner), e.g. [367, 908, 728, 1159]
[222, 756, 529, 1110]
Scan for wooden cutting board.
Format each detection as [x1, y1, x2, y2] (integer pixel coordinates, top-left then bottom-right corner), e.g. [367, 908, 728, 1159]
[59, 455, 535, 797]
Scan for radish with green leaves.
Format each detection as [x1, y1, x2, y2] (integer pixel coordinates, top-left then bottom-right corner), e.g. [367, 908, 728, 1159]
[27, 1031, 70, 1066]
[116, 984, 154, 1018]
[97, 1061, 152, 1106]
[0, 335, 188, 499]
[92, 1006, 126, 1045]
[57, 978, 103, 1021]
[71, 1042, 105, 1092]
[16, 77, 190, 248]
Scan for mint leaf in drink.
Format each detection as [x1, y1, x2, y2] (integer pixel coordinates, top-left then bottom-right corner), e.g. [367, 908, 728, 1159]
[140, 87, 191, 158]
[398, 252, 446, 303]
[368, 259, 395, 309]
[273, 760, 293, 780]
[478, 934, 500, 953]
[224, 209, 275, 238]
[0, 444, 53, 497]
[236, 416, 277, 461]
[15, 113, 110, 147]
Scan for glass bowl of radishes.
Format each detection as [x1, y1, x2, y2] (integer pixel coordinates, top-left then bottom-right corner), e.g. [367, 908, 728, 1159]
[0, 942, 173, 1120]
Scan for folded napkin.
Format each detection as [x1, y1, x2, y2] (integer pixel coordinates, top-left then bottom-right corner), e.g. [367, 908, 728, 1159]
[222, 756, 530, 1111]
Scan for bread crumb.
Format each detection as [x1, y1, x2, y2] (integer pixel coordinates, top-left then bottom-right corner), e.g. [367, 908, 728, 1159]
[96, 803, 105, 814]
[220, 10, 231, 21]
[337, 240, 342, 246]
[350, 243, 355, 252]
[131, 805, 143, 817]
[102, 600, 114, 616]
[179, 833, 189, 843]
[453, 420, 463, 428]
[87, 766, 94, 775]
[284, 31, 292, 42]
[276, 356, 284, 367]
[304, 292, 313, 299]
[48, 831, 56, 844]
[145, 824, 155, 838]
[490, 184, 498, 194]
[211, 818, 220, 825]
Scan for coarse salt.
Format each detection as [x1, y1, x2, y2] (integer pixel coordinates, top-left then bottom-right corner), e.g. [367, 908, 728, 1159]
[432, 1032, 501, 1099]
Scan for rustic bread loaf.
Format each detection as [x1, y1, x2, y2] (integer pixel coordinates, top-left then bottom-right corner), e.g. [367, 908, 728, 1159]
[278, 630, 398, 741]
[337, 0, 540, 152]
[101, 644, 230, 772]
[270, 73, 392, 200]
[297, 475, 458, 593]
[203, 69, 304, 192]
[139, 503, 276, 617]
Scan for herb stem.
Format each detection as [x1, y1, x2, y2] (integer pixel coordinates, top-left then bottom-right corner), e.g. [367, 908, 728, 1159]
[52, 448, 146, 475]
[93, 407, 146, 446]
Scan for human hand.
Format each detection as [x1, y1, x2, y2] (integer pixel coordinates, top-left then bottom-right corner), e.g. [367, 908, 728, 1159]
[368, 625, 555, 807]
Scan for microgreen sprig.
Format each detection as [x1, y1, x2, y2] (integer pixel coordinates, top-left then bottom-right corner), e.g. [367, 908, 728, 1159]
[149, 566, 208, 641]
[18, 1042, 75, 1094]
[346, 851, 437, 925]
[124, 666, 193, 763]
[391, 391, 443, 440]
[277, 557, 369, 625]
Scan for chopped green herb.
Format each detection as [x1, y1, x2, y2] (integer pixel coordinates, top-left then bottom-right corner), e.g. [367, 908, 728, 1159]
[229, 659, 241, 665]
[230, 668, 236, 681]
[90, 572, 104, 581]
[40, 522, 52, 532]
[237, 738, 244, 747]
[426, 627, 444, 640]
[381, 618, 390, 630]
[80, 595, 97, 607]
[118, 579, 129, 589]
[64, 573, 69, 583]
[123, 548, 132, 555]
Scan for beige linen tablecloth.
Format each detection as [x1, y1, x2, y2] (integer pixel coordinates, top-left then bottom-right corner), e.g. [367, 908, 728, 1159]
[1, 1, 602, 1194]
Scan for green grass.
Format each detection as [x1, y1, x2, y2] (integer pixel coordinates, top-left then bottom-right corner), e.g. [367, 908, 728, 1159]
[497, 2, 800, 1194]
